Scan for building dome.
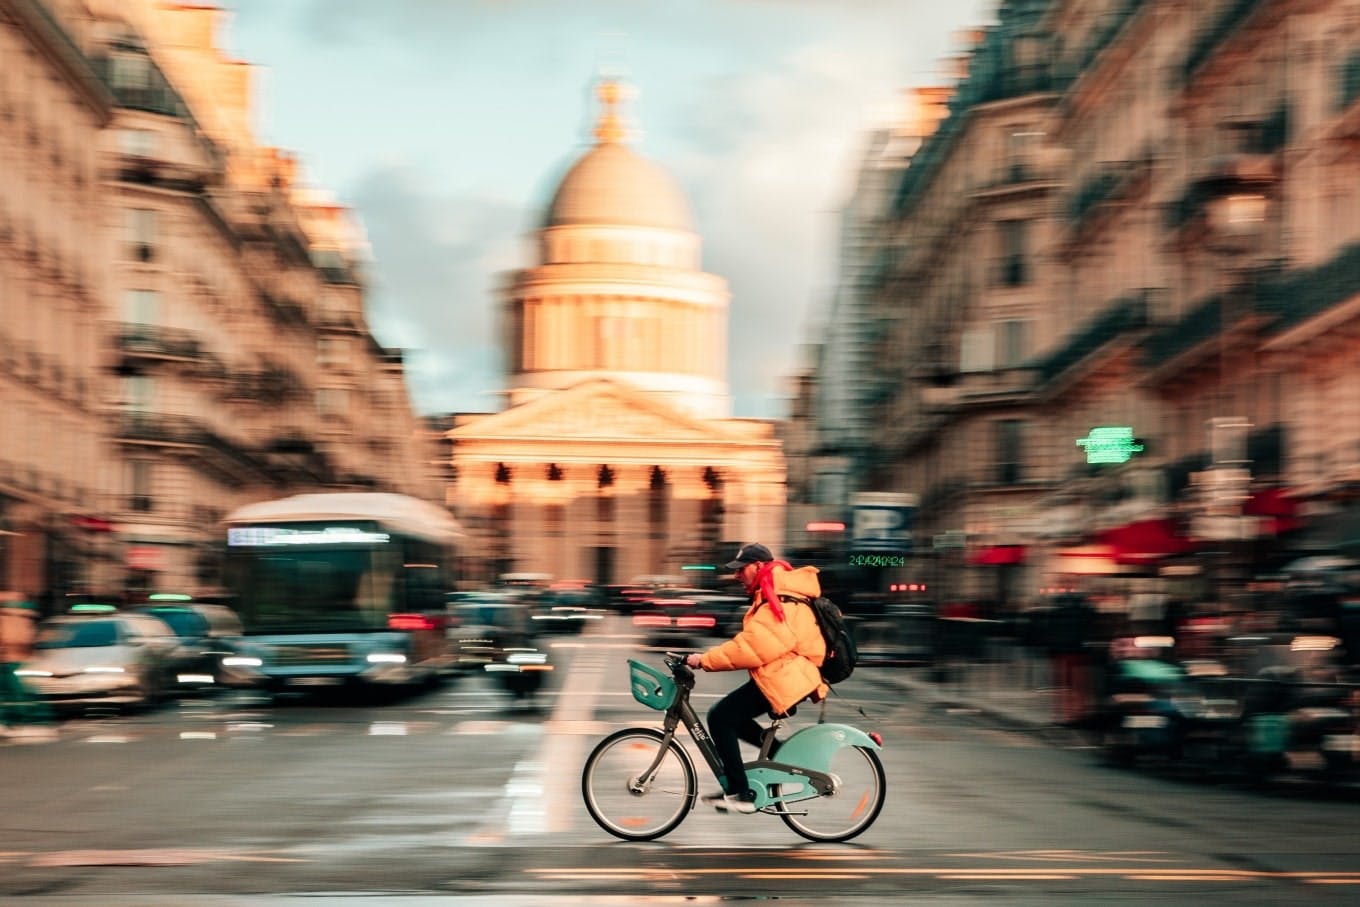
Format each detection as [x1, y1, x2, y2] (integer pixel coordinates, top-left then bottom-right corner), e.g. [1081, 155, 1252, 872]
[542, 81, 693, 232]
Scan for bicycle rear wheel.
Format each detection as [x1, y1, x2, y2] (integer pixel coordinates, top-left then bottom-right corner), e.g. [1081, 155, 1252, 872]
[582, 727, 696, 841]
[777, 745, 885, 842]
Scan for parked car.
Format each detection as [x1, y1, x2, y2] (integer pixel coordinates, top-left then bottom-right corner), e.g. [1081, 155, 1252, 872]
[15, 613, 182, 712]
[129, 601, 243, 695]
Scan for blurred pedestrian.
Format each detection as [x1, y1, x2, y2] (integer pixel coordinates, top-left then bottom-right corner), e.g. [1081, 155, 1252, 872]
[1045, 592, 1095, 725]
[1, 591, 54, 738]
[685, 542, 827, 814]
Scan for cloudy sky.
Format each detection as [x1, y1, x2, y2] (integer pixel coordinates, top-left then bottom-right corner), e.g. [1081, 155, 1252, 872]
[220, 0, 995, 418]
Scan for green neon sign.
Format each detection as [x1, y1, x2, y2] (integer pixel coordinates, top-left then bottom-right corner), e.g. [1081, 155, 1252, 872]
[682, 564, 716, 571]
[1077, 426, 1144, 464]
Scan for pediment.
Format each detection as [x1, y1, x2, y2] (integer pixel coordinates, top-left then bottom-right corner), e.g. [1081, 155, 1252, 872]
[450, 379, 745, 444]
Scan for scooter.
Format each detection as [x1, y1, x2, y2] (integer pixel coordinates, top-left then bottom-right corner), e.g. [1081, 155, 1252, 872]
[484, 643, 553, 702]
[1237, 641, 1358, 783]
[1096, 639, 1241, 771]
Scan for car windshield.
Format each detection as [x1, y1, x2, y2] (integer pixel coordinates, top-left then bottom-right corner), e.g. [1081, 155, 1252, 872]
[143, 608, 207, 638]
[36, 620, 119, 649]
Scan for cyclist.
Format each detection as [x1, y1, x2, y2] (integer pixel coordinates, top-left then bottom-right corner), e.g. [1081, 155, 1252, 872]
[685, 542, 827, 813]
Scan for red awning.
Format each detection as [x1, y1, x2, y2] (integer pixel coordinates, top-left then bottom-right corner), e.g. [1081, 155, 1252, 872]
[1243, 486, 1303, 534]
[1093, 518, 1197, 565]
[968, 545, 1027, 566]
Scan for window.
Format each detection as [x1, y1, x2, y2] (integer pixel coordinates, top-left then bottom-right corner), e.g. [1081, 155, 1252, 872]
[317, 388, 348, 418]
[125, 289, 159, 328]
[960, 327, 995, 373]
[110, 54, 152, 91]
[1340, 50, 1360, 110]
[125, 208, 155, 259]
[995, 419, 1026, 485]
[998, 320, 1030, 368]
[317, 337, 349, 367]
[129, 458, 154, 512]
[1004, 128, 1042, 182]
[997, 220, 1029, 286]
[122, 374, 155, 412]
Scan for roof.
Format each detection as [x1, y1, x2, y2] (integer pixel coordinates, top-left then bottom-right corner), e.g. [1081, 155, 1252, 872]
[544, 142, 693, 231]
[223, 492, 464, 544]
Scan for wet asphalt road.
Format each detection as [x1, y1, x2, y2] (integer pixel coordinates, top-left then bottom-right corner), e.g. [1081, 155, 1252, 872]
[2, 617, 1357, 905]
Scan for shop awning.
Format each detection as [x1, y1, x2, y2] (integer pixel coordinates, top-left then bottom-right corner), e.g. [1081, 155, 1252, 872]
[1054, 544, 1124, 575]
[1243, 486, 1303, 535]
[967, 544, 1027, 566]
[1093, 518, 1197, 565]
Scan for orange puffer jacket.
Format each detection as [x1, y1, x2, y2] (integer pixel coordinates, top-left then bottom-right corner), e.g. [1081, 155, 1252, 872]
[698, 564, 828, 715]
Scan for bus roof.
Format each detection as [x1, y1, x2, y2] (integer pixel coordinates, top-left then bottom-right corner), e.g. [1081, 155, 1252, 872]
[223, 492, 465, 544]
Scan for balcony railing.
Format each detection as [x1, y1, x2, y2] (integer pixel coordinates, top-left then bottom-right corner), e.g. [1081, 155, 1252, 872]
[117, 323, 202, 360]
[1180, 0, 1272, 84]
[1065, 152, 1154, 229]
[1141, 267, 1286, 369]
[1036, 292, 1150, 384]
[115, 411, 202, 445]
[1054, 0, 1150, 92]
[260, 292, 310, 327]
[1262, 242, 1360, 334]
[319, 265, 360, 286]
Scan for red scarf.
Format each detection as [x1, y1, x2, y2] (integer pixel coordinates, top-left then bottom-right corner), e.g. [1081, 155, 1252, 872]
[745, 560, 793, 621]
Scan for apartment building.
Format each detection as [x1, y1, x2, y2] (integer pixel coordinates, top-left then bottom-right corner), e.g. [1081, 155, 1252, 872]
[0, 0, 115, 599]
[805, 0, 1360, 603]
[1, 1, 440, 607]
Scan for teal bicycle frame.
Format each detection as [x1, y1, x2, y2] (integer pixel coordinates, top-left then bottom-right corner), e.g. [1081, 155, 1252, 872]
[632, 654, 881, 811]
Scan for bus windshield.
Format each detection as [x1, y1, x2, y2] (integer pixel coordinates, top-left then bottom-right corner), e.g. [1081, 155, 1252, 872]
[225, 530, 402, 635]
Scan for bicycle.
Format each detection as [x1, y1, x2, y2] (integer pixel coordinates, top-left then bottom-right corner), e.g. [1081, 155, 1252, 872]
[581, 653, 886, 842]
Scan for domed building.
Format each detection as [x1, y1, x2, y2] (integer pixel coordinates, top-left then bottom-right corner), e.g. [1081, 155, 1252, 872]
[448, 80, 786, 584]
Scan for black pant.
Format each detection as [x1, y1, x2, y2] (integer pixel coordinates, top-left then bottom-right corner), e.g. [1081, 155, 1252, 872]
[707, 678, 773, 797]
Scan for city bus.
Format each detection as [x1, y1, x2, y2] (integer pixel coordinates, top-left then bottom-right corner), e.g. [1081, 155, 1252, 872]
[219, 492, 464, 695]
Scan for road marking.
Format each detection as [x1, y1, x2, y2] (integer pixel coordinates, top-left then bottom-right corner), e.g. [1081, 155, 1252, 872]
[947, 849, 1179, 865]
[526, 865, 1360, 883]
[27, 849, 307, 867]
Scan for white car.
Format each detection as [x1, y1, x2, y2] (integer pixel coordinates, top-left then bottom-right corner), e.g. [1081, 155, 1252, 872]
[16, 613, 181, 712]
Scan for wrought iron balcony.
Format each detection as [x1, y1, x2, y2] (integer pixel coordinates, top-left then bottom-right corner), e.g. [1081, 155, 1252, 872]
[1141, 267, 1287, 370]
[1262, 243, 1360, 335]
[319, 265, 360, 286]
[115, 411, 201, 445]
[1053, 0, 1150, 92]
[116, 323, 202, 361]
[1036, 292, 1150, 385]
[1180, 0, 1272, 84]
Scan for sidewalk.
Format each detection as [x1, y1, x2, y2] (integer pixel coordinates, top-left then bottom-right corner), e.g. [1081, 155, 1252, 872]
[862, 640, 1073, 736]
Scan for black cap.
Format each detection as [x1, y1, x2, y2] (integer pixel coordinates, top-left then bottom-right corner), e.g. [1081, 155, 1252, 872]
[724, 542, 774, 572]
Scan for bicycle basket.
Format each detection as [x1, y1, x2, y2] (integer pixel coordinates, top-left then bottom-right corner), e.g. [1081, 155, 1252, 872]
[628, 659, 676, 711]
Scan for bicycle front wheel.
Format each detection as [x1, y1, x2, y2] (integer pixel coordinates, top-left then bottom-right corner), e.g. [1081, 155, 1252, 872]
[582, 727, 696, 841]
[778, 745, 885, 843]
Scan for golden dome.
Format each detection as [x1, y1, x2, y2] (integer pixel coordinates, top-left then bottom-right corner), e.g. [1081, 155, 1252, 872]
[542, 81, 694, 232]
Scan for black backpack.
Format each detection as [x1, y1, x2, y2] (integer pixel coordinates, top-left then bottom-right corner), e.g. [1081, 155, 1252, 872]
[782, 594, 858, 684]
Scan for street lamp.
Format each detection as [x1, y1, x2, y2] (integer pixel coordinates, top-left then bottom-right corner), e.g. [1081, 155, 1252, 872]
[1197, 190, 1268, 594]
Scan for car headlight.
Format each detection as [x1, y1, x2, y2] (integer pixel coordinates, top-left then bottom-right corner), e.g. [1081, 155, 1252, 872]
[15, 669, 53, 678]
[366, 653, 407, 664]
[222, 656, 263, 667]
